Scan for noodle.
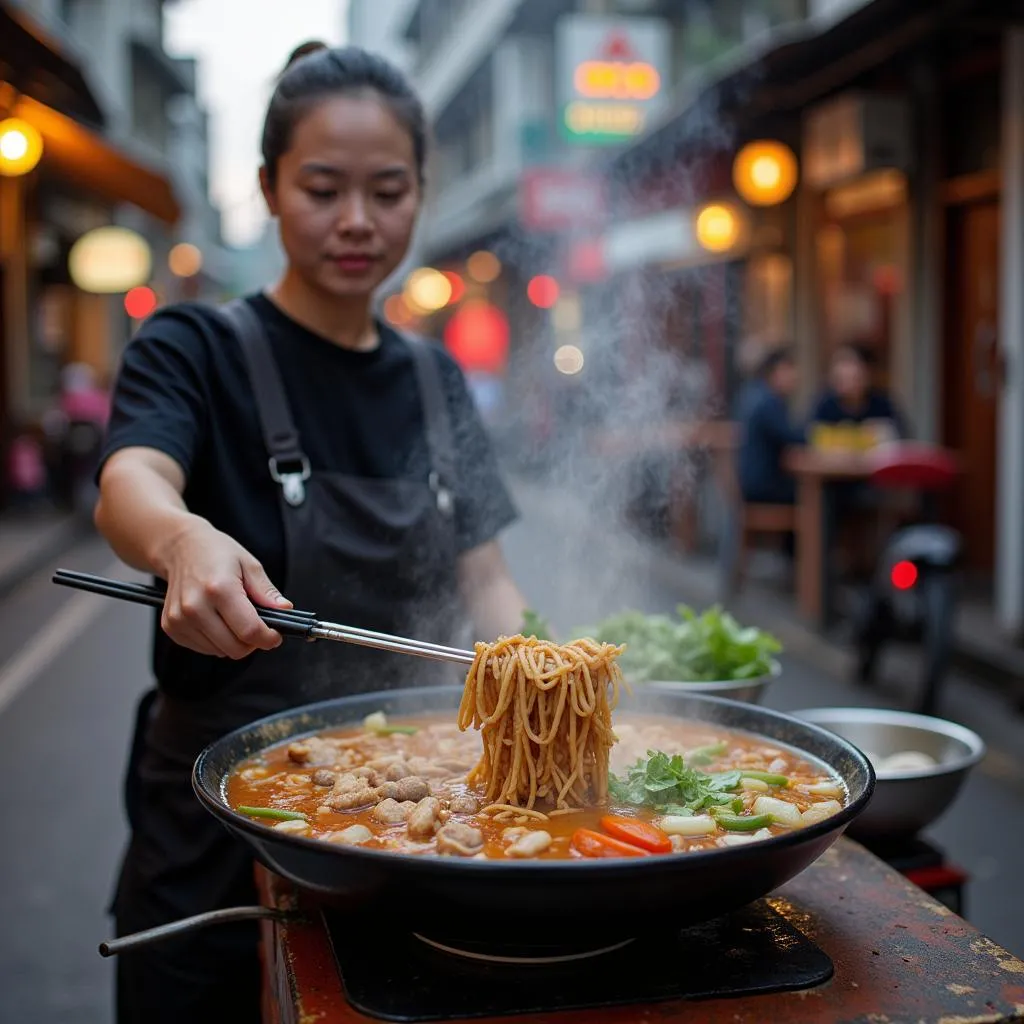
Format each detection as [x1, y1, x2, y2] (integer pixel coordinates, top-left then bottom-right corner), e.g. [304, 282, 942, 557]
[458, 634, 624, 810]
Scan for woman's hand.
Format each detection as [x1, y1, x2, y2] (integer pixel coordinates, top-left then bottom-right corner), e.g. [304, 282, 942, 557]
[156, 517, 293, 659]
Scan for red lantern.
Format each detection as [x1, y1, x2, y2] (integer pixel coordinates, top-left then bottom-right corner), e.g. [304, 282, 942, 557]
[443, 300, 509, 374]
[527, 275, 560, 308]
[124, 286, 157, 319]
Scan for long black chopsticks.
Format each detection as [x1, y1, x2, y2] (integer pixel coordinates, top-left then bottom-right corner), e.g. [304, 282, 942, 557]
[52, 569, 475, 665]
[53, 569, 316, 638]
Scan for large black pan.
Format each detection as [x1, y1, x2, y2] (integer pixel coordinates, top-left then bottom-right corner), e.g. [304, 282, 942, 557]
[191, 685, 874, 950]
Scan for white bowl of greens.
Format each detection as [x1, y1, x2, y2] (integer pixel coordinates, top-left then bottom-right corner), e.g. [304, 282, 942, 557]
[581, 606, 782, 704]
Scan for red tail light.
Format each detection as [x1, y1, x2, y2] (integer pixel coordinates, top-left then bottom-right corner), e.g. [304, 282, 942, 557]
[891, 560, 918, 590]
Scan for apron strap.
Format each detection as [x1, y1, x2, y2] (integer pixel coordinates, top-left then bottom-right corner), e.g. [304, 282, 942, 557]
[219, 299, 311, 508]
[405, 335, 457, 519]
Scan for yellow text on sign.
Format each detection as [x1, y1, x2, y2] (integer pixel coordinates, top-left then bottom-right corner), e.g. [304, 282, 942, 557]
[564, 102, 645, 137]
[573, 61, 661, 101]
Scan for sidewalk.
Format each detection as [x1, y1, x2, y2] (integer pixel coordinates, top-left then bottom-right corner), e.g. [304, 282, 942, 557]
[0, 508, 90, 600]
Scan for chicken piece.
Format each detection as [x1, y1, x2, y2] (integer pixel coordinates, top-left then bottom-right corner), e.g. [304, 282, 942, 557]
[384, 761, 412, 782]
[373, 798, 417, 825]
[310, 769, 335, 788]
[392, 776, 430, 803]
[286, 737, 339, 766]
[406, 757, 450, 778]
[326, 825, 373, 845]
[506, 830, 552, 858]
[326, 775, 379, 811]
[407, 797, 442, 839]
[273, 819, 311, 836]
[436, 822, 484, 857]
[448, 793, 480, 815]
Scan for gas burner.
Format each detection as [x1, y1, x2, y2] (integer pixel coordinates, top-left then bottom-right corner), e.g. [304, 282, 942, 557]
[412, 933, 636, 965]
[324, 900, 834, 1022]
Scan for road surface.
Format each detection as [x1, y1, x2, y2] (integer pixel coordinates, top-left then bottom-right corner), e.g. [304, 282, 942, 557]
[0, 489, 1021, 1022]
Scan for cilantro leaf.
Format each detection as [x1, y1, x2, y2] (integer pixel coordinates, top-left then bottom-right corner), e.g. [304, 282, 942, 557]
[609, 751, 744, 814]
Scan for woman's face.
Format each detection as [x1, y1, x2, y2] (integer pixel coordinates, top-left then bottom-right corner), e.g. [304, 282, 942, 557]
[831, 350, 869, 401]
[261, 93, 420, 300]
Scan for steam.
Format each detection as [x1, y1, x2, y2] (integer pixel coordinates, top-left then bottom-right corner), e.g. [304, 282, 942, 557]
[478, 92, 749, 633]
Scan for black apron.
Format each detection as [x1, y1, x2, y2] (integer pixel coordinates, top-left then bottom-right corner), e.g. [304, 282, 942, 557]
[113, 301, 462, 1023]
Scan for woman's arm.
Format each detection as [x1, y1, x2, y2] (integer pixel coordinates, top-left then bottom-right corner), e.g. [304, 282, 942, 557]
[96, 446, 291, 659]
[457, 540, 527, 642]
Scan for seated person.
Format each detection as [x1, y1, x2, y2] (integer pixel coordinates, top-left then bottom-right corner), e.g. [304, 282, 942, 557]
[812, 343, 908, 577]
[811, 343, 907, 444]
[735, 346, 804, 506]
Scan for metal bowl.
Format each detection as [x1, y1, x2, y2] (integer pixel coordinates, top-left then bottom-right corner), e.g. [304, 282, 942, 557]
[641, 662, 780, 705]
[643, 675, 772, 704]
[793, 707, 985, 842]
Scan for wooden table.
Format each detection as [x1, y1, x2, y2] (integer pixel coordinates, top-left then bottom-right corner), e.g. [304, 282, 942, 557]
[256, 840, 1024, 1023]
[784, 447, 873, 627]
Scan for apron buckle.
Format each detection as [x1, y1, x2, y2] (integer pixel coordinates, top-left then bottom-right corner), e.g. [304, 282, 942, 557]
[429, 470, 454, 517]
[270, 456, 311, 508]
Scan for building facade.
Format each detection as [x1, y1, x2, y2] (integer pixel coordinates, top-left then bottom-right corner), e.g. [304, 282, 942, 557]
[0, 0, 222, 507]
[387, 0, 1024, 640]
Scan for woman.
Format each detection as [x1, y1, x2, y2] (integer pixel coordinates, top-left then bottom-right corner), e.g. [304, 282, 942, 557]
[95, 44, 527, 1022]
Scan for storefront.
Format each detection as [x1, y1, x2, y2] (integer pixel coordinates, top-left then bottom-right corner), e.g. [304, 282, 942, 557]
[0, 1, 179, 506]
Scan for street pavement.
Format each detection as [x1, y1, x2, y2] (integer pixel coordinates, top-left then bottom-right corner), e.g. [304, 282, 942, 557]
[0, 477, 1022, 1023]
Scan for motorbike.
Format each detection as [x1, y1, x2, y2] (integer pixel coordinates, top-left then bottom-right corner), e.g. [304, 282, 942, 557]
[851, 444, 961, 716]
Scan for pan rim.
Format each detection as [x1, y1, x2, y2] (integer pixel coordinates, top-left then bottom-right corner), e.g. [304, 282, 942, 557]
[192, 686, 875, 875]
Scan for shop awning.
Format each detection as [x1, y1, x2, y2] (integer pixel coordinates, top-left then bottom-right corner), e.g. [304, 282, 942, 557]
[0, 1, 104, 126]
[14, 93, 181, 226]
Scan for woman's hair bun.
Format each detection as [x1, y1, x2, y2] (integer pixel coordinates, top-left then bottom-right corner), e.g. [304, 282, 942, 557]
[282, 41, 329, 75]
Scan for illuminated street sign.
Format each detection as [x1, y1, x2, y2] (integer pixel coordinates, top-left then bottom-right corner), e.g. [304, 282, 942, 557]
[556, 15, 669, 145]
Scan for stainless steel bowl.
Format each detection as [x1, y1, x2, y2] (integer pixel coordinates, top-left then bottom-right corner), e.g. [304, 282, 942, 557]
[794, 707, 986, 841]
[642, 663, 780, 705]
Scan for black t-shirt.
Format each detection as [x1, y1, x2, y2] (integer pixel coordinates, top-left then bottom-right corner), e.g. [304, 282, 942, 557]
[811, 389, 908, 435]
[100, 293, 517, 694]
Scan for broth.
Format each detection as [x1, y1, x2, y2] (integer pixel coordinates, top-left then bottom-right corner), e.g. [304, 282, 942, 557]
[225, 712, 847, 861]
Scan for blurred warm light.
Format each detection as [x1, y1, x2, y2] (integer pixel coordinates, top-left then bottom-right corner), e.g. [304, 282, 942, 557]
[466, 250, 501, 284]
[405, 267, 452, 313]
[552, 293, 582, 332]
[383, 293, 415, 327]
[695, 203, 741, 254]
[733, 140, 798, 207]
[442, 270, 465, 304]
[444, 300, 509, 374]
[169, 242, 203, 277]
[824, 169, 906, 220]
[0, 118, 43, 177]
[574, 61, 660, 101]
[124, 285, 158, 320]
[527, 275, 560, 309]
[554, 344, 585, 376]
[69, 226, 152, 293]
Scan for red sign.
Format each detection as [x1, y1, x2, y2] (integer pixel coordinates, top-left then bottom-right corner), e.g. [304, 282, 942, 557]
[519, 168, 607, 232]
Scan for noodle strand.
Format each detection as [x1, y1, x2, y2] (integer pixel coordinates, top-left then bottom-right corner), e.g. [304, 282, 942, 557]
[458, 635, 624, 810]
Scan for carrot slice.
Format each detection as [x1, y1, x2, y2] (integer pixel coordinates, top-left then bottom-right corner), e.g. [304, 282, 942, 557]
[570, 828, 650, 858]
[600, 815, 672, 854]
